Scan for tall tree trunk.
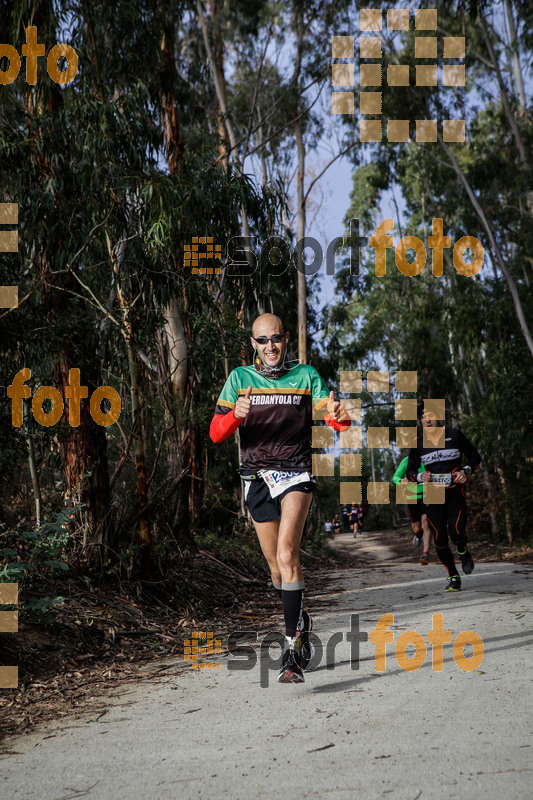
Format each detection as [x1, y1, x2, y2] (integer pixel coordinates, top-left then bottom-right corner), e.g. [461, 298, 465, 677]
[496, 465, 513, 544]
[196, 0, 263, 315]
[438, 136, 533, 360]
[164, 297, 188, 399]
[107, 233, 151, 570]
[503, 0, 527, 115]
[55, 358, 112, 566]
[479, 8, 532, 215]
[480, 464, 499, 541]
[24, 0, 113, 565]
[293, 2, 306, 363]
[158, 9, 198, 547]
[295, 112, 307, 364]
[123, 334, 150, 553]
[210, 0, 230, 164]
[479, 8, 528, 163]
[23, 401, 41, 530]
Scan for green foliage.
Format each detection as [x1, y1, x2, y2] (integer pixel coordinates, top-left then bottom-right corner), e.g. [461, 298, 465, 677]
[322, 0, 533, 541]
[0, 508, 74, 622]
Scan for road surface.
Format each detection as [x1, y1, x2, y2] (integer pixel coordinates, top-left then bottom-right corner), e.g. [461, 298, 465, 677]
[1, 531, 532, 800]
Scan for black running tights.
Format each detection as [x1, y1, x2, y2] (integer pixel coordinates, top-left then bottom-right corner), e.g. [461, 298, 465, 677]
[426, 486, 468, 576]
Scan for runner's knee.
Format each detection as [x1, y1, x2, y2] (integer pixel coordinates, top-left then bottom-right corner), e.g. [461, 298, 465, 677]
[277, 543, 300, 571]
[270, 568, 282, 586]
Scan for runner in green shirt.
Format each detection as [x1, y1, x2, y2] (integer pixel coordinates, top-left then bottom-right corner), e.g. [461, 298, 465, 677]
[392, 456, 431, 564]
[210, 313, 350, 683]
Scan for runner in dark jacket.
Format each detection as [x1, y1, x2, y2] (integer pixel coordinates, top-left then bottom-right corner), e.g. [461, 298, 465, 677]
[406, 405, 481, 591]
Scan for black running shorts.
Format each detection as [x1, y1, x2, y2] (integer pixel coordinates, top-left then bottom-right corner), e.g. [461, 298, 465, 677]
[406, 497, 427, 524]
[243, 476, 315, 523]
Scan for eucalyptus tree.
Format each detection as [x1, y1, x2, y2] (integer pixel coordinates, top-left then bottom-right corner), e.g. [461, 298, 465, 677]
[323, 0, 532, 540]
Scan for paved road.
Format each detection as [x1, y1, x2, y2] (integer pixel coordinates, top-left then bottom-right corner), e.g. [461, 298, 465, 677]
[1, 532, 532, 800]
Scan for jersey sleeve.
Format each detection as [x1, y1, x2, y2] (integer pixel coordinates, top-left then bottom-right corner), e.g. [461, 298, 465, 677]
[209, 410, 241, 443]
[214, 369, 239, 413]
[458, 430, 481, 471]
[392, 457, 408, 484]
[209, 370, 243, 443]
[406, 445, 423, 482]
[310, 368, 351, 431]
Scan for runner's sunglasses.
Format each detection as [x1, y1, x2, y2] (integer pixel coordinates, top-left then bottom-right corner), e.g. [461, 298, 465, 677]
[252, 334, 286, 345]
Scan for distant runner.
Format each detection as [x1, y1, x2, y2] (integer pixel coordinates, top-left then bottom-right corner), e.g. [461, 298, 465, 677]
[392, 456, 432, 564]
[406, 405, 481, 591]
[353, 503, 364, 537]
[209, 314, 350, 682]
[342, 505, 350, 532]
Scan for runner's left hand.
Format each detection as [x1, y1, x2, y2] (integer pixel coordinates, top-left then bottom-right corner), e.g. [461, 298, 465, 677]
[453, 469, 467, 484]
[327, 390, 342, 421]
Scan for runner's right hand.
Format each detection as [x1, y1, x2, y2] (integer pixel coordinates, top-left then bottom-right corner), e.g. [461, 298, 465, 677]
[419, 471, 433, 482]
[234, 386, 252, 419]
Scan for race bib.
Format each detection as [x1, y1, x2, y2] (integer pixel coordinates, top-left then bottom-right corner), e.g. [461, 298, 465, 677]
[260, 470, 311, 498]
[432, 473, 453, 486]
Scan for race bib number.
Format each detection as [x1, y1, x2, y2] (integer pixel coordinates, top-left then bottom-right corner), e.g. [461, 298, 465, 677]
[260, 470, 311, 498]
[432, 473, 453, 486]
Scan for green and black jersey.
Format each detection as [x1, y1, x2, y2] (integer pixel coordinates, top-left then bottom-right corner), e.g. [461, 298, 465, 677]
[210, 363, 338, 473]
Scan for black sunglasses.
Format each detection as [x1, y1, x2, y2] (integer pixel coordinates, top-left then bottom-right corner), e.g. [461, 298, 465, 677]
[252, 334, 286, 345]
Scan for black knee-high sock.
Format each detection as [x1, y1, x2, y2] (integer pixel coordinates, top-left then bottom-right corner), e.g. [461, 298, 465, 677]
[272, 580, 282, 600]
[281, 580, 304, 638]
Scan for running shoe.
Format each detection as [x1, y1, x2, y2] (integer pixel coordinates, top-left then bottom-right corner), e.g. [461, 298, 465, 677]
[419, 552, 429, 565]
[457, 546, 474, 575]
[413, 535, 421, 547]
[296, 611, 314, 670]
[278, 639, 305, 683]
[445, 575, 462, 592]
